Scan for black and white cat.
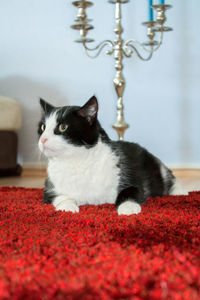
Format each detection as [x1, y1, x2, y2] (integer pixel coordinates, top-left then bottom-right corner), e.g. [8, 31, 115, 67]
[38, 96, 186, 215]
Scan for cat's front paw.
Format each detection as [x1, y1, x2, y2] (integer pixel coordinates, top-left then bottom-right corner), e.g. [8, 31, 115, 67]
[53, 196, 79, 213]
[117, 200, 141, 216]
[56, 201, 79, 213]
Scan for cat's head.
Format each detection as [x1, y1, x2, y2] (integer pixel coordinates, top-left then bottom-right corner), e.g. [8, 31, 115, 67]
[38, 96, 104, 158]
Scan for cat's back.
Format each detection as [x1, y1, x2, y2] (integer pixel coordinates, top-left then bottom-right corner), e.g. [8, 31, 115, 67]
[111, 140, 170, 175]
[111, 140, 148, 165]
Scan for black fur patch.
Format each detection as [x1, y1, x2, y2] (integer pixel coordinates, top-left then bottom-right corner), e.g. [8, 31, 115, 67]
[55, 106, 100, 148]
[38, 96, 108, 148]
[115, 186, 145, 208]
[43, 179, 57, 204]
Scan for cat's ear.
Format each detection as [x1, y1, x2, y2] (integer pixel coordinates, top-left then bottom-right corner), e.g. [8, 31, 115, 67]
[40, 98, 55, 114]
[78, 96, 98, 125]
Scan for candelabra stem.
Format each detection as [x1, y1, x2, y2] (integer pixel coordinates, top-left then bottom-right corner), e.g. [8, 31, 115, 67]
[112, 1, 129, 141]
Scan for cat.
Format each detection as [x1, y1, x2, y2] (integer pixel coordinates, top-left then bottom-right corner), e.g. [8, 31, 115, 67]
[38, 95, 186, 215]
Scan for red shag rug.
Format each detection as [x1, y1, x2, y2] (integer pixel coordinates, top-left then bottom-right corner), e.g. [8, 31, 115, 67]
[0, 187, 200, 300]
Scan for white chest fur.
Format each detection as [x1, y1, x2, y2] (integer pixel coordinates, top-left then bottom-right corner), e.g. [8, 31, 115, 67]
[47, 141, 120, 206]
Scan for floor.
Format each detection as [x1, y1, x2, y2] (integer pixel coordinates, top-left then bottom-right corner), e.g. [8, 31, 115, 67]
[0, 176, 46, 188]
[0, 170, 200, 191]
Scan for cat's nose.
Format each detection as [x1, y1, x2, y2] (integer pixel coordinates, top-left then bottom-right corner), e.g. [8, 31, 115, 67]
[41, 137, 48, 144]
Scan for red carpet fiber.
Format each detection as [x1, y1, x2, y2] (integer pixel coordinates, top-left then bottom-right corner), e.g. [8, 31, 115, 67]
[0, 187, 200, 299]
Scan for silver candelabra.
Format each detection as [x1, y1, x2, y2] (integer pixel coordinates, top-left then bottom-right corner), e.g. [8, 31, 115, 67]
[71, 0, 172, 140]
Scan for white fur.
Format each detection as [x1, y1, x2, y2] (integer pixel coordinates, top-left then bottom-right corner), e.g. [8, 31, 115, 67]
[160, 164, 188, 196]
[170, 179, 188, 195]
[38, 111, 70, 158]
[48, 140, 120, 206]
[160, 163, 170, 194]
[117, 200, 141, 215]
[160, 164, 168, 181]
[38, 111, 120, 208]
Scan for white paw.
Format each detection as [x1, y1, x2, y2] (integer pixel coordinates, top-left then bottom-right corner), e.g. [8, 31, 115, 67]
[56, 201, 79, 213]
[117, 200, 141, 216]
[53, 196, 79, 213]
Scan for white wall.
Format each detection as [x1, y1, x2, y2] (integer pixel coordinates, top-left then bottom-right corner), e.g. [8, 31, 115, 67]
[0, 0, 199, 167]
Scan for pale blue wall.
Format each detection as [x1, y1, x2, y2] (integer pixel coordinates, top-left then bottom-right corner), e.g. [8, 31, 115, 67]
[0, 0, 199, 167]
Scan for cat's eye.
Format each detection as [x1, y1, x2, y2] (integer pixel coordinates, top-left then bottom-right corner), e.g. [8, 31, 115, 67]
[58, 123, 68, 133]
[41, 123, 45, 132]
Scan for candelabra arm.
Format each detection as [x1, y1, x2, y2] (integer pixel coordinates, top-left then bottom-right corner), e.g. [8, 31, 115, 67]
[123, 42, 153, 61]
[82, 40, 114, 59]
[151, 31, 164, 51]
[123, 30, 164, 60]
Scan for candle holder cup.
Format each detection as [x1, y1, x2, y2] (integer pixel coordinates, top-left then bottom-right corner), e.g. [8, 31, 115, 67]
[152, 4, 173, 31]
